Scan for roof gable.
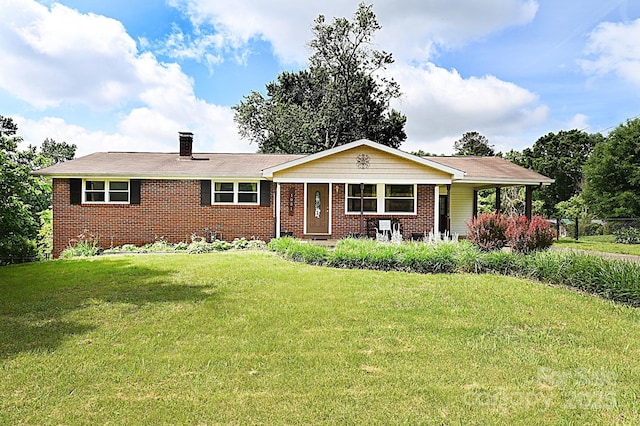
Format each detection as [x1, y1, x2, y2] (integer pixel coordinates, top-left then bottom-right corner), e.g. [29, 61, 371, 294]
[262, 139, 465, 179]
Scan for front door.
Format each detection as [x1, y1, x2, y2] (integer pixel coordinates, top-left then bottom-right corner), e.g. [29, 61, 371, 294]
[306, 183, 330, 234]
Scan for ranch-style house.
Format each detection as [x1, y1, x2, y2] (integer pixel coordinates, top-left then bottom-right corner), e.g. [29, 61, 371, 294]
[34, 133, 553, 257]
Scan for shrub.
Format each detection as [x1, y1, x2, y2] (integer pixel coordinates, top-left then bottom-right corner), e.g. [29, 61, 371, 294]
[268, 237, 640, 306]
[614, 227, 640, 244]
[506, 215, 556, 254]
[138, 237, 177, 253]
[61, 231, 102, 258]
[466, 213, 509, 251]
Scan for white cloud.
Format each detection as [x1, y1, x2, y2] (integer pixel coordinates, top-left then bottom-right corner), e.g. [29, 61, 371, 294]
[565, 113, 590, 131]
[3, 0, 250, 155]
[390, 63, 548, 154]
[17, 107, 248, 158]
[168, 0, 538, 64]
[581, 18, 640, 88]
[0, 0, 142, 108]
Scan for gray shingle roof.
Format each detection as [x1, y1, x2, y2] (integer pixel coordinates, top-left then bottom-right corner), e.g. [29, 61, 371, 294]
[33, 148, 552, 184]
[425, 156, 552, 182]
[33, 152, 305, 178]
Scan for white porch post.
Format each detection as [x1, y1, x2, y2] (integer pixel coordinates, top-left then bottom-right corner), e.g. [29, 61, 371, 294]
[275, 182, 281, 238]
[433, 185, 439, 234]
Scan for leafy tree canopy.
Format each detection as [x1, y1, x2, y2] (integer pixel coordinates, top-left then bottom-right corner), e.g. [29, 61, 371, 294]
[453, 132, 495, 156]
[583, 118, 640, 218]
[0, 115, 76, 260]
[520, 129, 602, 217]
[233, 3, 406, 154]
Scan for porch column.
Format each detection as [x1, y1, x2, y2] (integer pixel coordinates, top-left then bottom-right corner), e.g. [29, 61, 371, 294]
[446, 184, 451, 232]
[525, 185, 534, 220]
[359, 183, 364, 236]
[473, 190, 478, 218]
[495, 186, 501, 215]
[275, 182, 281, 237]
[433, 185, 440, 234]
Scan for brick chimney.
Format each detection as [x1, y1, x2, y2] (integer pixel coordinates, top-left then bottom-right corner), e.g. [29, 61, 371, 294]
[179, 131, 193, 159]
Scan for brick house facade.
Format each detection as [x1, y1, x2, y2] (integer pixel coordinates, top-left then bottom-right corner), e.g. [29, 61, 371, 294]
[35, 137, 553, 258]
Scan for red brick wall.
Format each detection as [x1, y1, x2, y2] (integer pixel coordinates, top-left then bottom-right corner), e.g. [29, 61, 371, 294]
[52, 178, 275, 257]
[53, 179, 436, 257]
[278, 183, 305, 237]
[277, 183, 435, 239]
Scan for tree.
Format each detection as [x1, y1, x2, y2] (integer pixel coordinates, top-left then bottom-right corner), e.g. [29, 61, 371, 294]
[0, 115, 76, 261]
[453, 132, 495, 156]
[583, 118, 640, 218]
[521, 129, 602, 217]
[233, 3, 406, 153]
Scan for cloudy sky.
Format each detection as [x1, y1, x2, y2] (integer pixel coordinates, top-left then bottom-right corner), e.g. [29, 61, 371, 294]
[1, 0, 639, 157]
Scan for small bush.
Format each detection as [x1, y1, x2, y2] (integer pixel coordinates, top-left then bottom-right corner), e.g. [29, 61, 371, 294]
[614, 227, 640, 244]
[506, 215, 556, 254]
[468, 214, 555, 253]
[186, 240, 232, 254]
[61, 231, 102, 258]
[466, 213, 509, 251]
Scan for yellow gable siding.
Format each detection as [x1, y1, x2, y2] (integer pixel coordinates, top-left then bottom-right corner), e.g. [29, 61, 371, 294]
[273, 146, 452, 181]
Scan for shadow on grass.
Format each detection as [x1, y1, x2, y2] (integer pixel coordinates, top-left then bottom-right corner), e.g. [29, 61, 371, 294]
[0, 257, 219, 359]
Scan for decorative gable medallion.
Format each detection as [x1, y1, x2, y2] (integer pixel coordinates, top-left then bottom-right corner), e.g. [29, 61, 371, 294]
[356, 154, 370, 169]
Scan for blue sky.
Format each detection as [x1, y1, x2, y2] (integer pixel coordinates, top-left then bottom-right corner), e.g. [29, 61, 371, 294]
[1, 0, 639, 156]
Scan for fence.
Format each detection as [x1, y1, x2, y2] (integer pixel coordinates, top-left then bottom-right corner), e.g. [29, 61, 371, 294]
[552, 218, 640, 240]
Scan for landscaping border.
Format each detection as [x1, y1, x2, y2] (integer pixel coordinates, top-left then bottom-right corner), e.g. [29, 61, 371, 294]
[268, 237, 640, 307]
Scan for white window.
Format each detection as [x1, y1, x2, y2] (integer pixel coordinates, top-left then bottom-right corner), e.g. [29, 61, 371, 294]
[385, 184, 415, 213]
[84, 180, 129, 203]
[213, 182, 259, 204]
[347, 184, 377, 213]
[345, 183, 416, 214]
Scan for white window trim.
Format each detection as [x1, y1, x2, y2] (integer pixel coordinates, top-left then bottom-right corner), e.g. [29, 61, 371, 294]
[212, 181, 260, 205]
[82, 179, 130, 204]
[345, 183, 417, 215]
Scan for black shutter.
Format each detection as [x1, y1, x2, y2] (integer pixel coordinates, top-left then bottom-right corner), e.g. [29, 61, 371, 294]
[260, 180, 271, 207]
[130, 179, 141, 205]
[200, 180, 211, 205]
[70, 178, 82, 205]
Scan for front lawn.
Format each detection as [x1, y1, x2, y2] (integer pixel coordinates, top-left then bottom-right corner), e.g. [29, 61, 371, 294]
[2, 252, 639, 424]
[555, 235, 640, 256]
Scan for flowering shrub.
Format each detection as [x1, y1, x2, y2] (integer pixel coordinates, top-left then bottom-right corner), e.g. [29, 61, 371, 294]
[466, 213, 510, 251]
[467, 214, 555, 253]
[506, 215, 556, 253]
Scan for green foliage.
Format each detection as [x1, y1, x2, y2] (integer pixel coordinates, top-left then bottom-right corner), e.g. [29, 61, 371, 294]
[233, 3, 406, 153]
[614, 228, 640, 245]
[269, 237, 329, 264]
[36, 209, 53, 260]
[100, 238, 267, 257]
[186, 239, 232, 254]
[1, 115, 76, 263]
[269, 237, 640, 306]
[584, 118, 640, 218]
[453, 131, 495, 156]
[60, 231, 103, 258]
[522, 250, 640, 305]
[519, 129, 602, 217]
[2, 253, 640, 423]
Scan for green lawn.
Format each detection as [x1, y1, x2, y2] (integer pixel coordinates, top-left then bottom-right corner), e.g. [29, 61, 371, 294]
[2, 252, 640, 424]
[555, 235, 640, 256]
